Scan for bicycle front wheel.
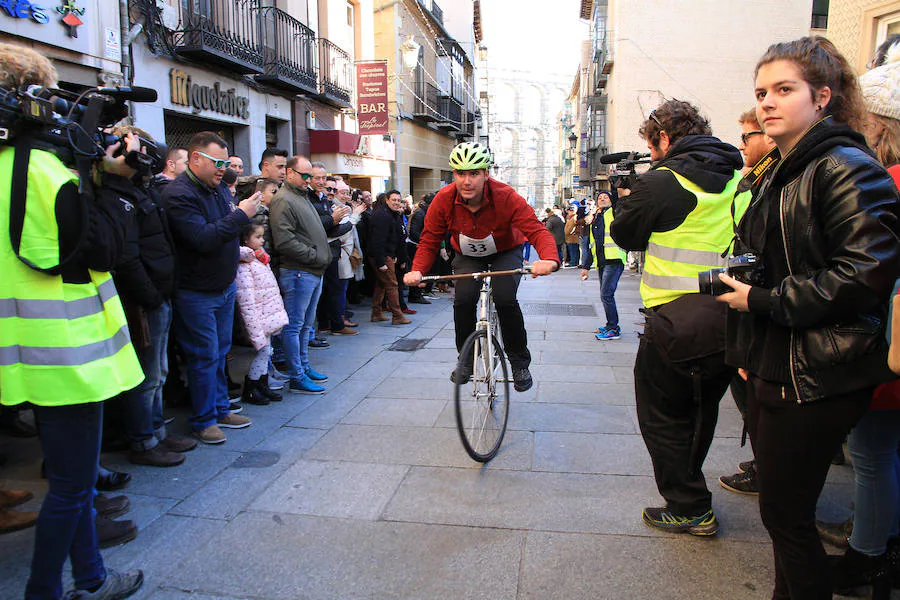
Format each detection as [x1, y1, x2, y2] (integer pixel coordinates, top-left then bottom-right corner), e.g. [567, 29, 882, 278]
[454, 329, 510, 462]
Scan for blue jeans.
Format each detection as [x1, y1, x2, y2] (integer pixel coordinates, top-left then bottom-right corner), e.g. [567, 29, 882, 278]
[336, 278, 350, 321]
[566, 242, 580, 266]
[280, 268, 323, 378]
[848, 408, 900, 555]
[122, 300, 172, 450]
[522, 242, 531, 262]
[173, 284, 236, 431]
[556, 244, 564, 264]
[598, 261, 624, 329]
[26, 404, 106, 599]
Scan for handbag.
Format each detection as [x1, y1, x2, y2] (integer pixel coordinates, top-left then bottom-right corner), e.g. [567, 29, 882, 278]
[349, 246, 363, 270]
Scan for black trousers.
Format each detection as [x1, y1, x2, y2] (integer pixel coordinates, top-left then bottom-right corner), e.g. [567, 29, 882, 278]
[317, 255, 344, 331]
[634, 336, 732, 515]
[746, 375, 870, 600]
[451, 247, 530, 370]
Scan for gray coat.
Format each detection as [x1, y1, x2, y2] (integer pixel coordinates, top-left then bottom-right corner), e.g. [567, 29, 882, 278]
[269, 183, 331, 276]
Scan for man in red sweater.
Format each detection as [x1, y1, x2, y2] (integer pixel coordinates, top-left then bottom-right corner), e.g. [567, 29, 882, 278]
[403, 143, 558, 391]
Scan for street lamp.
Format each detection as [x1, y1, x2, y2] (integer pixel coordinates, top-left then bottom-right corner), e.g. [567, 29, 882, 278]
[568, 133, 577, 153]
[399, 35, 421, 72]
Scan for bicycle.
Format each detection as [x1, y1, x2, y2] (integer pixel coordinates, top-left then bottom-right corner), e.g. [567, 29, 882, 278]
[422, 265, 531, 462]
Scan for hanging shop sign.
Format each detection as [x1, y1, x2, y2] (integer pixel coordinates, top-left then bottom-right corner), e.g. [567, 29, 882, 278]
[356, 61, 389, 135]
[56, 0, 83, 37]
[169, 69, 250, 120]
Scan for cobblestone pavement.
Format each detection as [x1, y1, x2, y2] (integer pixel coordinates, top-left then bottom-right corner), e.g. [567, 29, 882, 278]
[0, 267, 863, 599]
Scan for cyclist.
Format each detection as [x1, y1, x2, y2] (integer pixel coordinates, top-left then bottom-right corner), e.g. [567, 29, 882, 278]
[403, 142, 559, 391]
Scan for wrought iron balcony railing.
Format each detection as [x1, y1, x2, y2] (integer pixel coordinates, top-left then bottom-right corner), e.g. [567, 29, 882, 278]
[255, 7, 318, 94]
[413, 77, 439, 121]
[436, 94, 462, 132]
[171, 0, 264, 74]
[318, 37, 353, 108]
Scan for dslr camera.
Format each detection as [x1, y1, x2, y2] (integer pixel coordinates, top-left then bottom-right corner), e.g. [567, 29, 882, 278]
[698, 253, 765, 296]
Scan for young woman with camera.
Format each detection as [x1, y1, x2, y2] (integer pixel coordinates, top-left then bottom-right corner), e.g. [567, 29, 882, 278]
[717, 37, 900, 600]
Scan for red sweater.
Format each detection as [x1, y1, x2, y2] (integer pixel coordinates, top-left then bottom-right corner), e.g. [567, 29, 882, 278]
[870, 164, 900, 410]
[411, 178, 559, 273]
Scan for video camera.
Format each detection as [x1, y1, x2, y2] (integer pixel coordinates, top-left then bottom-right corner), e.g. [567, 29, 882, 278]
[599, 151, 652, 190]
[0, 84, 164, 176]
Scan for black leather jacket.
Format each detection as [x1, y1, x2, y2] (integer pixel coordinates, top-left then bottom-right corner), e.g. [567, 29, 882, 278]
[731, 120, 900, 402]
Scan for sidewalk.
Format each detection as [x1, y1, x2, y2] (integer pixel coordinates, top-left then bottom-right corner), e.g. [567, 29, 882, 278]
[0, 267, 858, 599]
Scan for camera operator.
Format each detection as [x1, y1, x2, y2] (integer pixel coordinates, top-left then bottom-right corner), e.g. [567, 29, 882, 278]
[0, 43, 145, 598]
[609, 99, 744, 537]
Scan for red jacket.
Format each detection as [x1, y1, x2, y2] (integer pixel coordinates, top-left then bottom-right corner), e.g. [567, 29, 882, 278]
[411, 178, 559, 273]
[871, 164, 900, 411]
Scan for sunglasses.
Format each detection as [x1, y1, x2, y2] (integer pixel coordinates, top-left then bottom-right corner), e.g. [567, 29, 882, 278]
[196, 151, 231, 170]
[740, 130, 765, 145]
[288, 168, 312, 181]
[649, 111, 662, 128]
[325, 187, 337, 192]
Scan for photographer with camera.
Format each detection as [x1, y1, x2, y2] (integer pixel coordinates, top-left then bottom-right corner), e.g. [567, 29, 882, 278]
[0, 43, 146, 599]
[610, 99, 744, 537]
[717, 38, 900, 599]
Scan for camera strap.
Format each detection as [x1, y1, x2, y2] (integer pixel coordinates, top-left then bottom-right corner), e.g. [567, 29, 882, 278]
[9, 134, 88, 275]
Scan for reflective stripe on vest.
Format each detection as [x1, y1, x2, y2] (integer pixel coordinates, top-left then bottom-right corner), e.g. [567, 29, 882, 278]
[0, 147, 143, 407]
[602, 210, 627, 263]
[640, 168, 741, 308]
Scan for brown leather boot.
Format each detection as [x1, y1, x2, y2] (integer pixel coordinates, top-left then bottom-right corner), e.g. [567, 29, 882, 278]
[392, 316, 412, 325]
[0, 489, 33, 508]
[0, 507, 37, 534]
[371, 312, 390, 322]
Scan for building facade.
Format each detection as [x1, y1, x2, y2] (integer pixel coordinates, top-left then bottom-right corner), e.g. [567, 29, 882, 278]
[575, 0, 815, 195]
[0, 1, 126, 91]
[374, 0, 481, 198]
[827, 0, 900, 72]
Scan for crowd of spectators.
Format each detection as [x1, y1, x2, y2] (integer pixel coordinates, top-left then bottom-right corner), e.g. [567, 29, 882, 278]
[0, 130, 456, 563]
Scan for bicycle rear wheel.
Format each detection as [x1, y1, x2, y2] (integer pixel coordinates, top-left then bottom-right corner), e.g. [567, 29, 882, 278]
[454, 329, 510, 462]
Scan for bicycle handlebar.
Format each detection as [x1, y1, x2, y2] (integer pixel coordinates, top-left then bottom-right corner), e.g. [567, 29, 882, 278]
[421, 266, 533, 282]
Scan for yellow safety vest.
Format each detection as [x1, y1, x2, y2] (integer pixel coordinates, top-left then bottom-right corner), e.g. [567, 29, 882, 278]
[0, 147, 143, 406]
[640, 168, 744, 308]
[601, 209, 627, 263]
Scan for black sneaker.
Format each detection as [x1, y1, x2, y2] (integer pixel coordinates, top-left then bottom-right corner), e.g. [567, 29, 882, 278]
[228, 401, 243, 414]
[512, 367, 533, 392]
[738, 459, 756, 473]
[641, 506, 719, 536]
[63, 568, 144, 599]
[449, 366, 471, 385]
[96, 515, 138, 548]
[719, 469, 759, 495]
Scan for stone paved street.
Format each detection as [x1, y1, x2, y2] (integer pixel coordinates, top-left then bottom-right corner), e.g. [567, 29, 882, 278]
[0, 267, 862, 599]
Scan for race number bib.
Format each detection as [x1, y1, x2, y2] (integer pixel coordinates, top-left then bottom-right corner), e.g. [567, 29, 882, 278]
[459, 233, 497, 257]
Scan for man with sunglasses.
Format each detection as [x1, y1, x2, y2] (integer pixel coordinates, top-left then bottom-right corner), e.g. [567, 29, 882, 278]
[309, 165, 353, 338]
[609, 100, 745, 537]
[163, 132, 261, 444]
[269, 156, 338, 394]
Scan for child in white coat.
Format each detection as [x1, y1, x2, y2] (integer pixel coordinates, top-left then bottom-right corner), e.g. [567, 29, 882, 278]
[235, 222, 289, 405]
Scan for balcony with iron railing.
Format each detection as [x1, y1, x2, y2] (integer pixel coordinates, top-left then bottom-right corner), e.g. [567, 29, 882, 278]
[318, 37, 354, 108]
[412, 76, 439, 122]
[255, 7, 317, 94]
[436, 94, 462, 132]
[418, 0, 443, 26]
[171, 0, 264, 74]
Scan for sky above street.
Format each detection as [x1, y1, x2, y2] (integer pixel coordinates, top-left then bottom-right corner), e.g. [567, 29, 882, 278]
[480, 0, 589, 78]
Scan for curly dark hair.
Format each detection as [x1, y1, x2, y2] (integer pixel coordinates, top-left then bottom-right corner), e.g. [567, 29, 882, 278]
[638, 99, 712, 148]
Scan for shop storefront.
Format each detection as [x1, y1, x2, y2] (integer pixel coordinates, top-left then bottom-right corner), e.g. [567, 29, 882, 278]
[309, 130, 394, 194]
[130, 43, 293, 166]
